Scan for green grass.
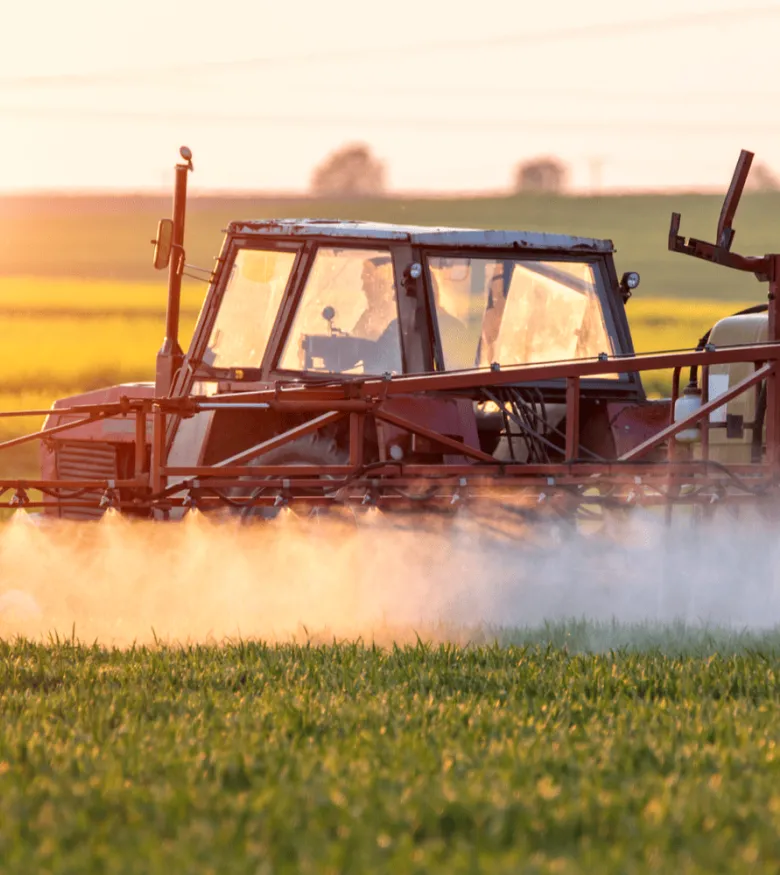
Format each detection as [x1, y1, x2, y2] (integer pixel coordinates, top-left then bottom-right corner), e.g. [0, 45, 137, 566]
[1, 637, 780, 873]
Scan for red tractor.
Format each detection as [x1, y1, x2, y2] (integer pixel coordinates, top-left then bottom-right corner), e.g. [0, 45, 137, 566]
[2, 147, 775, 523]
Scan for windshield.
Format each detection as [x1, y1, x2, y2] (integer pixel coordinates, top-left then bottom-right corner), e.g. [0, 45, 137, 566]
[279, 246, 403, 375]
[427, 256, 616, 374]
[203, 248, 297, 369]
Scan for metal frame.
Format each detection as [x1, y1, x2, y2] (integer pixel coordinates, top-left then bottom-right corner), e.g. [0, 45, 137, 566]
[3, 338, 778, 512]
[3, 149, 778, 518]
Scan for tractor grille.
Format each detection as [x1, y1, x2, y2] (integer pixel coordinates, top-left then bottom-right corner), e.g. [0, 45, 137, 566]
[55, 441, 118, 520]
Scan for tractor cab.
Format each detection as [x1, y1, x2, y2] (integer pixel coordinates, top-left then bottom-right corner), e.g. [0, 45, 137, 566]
[179, 220, 641, 400]
[154, 220, 645, 478]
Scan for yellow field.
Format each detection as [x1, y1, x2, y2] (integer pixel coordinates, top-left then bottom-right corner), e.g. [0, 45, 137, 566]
[0, 277, 206, 315]
[0, 279, 760, 464]
[627, 297, 752, 395]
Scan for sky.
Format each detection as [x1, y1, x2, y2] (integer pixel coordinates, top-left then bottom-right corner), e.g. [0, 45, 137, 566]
[1, 0, 779, 194]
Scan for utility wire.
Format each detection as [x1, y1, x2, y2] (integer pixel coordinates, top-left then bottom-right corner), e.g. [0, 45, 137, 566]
[0, 5, 777, 89]
[3, 104, 780, 135]
[7, 80, 778, 104]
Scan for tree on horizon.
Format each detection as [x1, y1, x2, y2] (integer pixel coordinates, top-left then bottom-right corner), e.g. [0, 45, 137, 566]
[310, 143, 386, 198]
[513, 156, 569, 194]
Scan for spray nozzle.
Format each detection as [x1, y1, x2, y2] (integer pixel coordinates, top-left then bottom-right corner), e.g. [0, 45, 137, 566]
[100, 490, 118, 510]
[10, 488, 29, 507]
[450, 478, 469, 506]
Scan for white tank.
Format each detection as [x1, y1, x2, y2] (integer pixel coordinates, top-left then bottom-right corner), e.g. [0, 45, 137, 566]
[674, 384, 702, 443]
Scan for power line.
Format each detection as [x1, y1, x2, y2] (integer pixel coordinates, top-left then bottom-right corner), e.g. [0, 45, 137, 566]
[18, 80, 776, 105]
[0, 5, 777, 89]
[3, 103, 780, 134]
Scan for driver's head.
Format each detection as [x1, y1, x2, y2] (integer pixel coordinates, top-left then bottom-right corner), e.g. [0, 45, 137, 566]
[361, 256, 392, 308]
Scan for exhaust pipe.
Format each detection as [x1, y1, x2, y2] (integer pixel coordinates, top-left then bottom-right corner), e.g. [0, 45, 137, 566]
[155, 146, 193, 397]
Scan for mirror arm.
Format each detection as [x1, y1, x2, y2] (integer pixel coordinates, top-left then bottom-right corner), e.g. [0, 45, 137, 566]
[171, 243, 186, 276]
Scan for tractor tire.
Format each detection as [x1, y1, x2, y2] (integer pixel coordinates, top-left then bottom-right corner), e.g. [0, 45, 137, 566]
[236, 434, 349, 522]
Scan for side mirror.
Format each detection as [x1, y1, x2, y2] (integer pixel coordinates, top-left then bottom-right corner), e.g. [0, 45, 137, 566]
[151, 218, 174, 270]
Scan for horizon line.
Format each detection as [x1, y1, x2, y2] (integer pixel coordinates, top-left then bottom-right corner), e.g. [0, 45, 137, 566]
[0, 184, 751, 199]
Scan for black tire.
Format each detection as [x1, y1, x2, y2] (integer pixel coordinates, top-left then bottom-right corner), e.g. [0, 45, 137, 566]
[235, 435, 349, 521]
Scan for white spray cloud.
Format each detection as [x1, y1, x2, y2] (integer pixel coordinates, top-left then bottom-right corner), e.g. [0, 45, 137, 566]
[0, 503, 778, 647]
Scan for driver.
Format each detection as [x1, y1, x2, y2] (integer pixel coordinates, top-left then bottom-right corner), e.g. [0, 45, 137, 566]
[351, 256, 396, 340]
[372, 267, 470, 370]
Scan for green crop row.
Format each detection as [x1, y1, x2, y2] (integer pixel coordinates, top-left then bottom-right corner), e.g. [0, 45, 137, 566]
[0, 639, 779, 873]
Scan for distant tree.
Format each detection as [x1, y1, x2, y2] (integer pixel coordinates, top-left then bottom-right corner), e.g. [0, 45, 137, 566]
[310, 143, 386, 197]
[513, 156, 569, 194]
[745, 161, 780, 192]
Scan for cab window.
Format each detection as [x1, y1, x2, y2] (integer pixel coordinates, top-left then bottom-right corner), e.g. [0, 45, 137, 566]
[279, 247, 403, 375]
[427, 256, 617, 375]
[204, 248, 297, 368]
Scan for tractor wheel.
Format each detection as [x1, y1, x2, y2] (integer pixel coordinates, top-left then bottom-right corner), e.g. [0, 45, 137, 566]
[236, 434, 349, 522]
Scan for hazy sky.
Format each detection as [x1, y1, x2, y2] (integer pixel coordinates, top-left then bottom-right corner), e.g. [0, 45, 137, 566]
[1, 0, 779, 193]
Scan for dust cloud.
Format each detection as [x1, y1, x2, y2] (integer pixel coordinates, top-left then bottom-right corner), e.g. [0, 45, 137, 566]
[0, 503, 778, 647]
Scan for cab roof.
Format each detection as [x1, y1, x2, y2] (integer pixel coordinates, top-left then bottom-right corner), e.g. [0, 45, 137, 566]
[226, 218, 614, 253]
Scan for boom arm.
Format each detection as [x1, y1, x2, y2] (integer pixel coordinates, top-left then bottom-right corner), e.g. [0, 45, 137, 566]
[668, 149, 773, 280]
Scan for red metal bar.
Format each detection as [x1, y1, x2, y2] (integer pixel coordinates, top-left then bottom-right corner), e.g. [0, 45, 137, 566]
[150, 404, 166, 495]
[620, 362, 772, 461]
[194, 345, 776, 406]
[565, 376, 580, 461]
[765, 256, 780, 466]
[135, 410, 147, 479]
[6, 487, 774, 512]
[349, 412, 365, 468]
[241, 400, 370, 413]
[156, 152, 191, 397]
[369, 343, 780, 397]
[700, 365, 710, 462]
[0, 414, 98, 452]
[0, 399, 148, 419]
[717, 150, 753, 249]
[669, 367, 682, 427]
[162, 460, 772, 481]
[0, 479, 139, 489]
[665, 367, 683, 523]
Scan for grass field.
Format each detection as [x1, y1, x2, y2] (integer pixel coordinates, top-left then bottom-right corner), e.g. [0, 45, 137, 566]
[2, 196, 780, 872]
[1, 638, 780, 873]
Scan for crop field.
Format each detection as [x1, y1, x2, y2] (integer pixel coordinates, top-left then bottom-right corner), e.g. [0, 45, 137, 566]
[1, 638, 780, 873]
[2, 195, 780, 872]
